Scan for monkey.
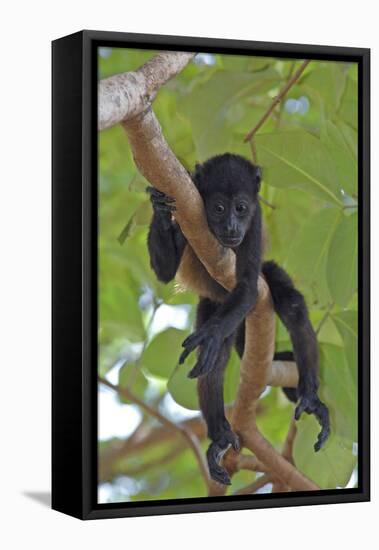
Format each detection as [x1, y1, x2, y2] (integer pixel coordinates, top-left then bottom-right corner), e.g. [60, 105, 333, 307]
[146, 153, 330, 485]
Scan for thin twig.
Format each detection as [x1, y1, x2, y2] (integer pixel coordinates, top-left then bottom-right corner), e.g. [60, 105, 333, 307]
[258, 195, 276, 210]
[244, 59, 311, 142]
[98, 376, 211, 490]
[119, 446, 184, 477]
[250, 137, 257, 163]
[282, 416, 298, 462]
[276, 60, 296, 129]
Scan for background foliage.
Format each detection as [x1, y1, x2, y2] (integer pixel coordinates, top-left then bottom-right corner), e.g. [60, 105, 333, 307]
[98, 48, 358, 503]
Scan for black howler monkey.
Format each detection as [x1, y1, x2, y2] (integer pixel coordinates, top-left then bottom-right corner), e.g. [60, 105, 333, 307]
[147, 153, 330, 485]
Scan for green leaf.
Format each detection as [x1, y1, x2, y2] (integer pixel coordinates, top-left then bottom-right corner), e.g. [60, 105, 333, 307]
[320, 120, 357, 196]
[99, 339, 131, 377]
[224, 349, 241, 405]
[263, 186, 324, 266]
[332, 310, 358, 385]
[118, 362, 148, 404]
[294, 415, 356, 489]
[334, 120, 358, 159]
[319, 343, 357, 441]
[309, 309, 342, 347]
[118, 213, 136, 244]
[167, 358, 199, 410]
[286, 208, 341, 306]
[326, 212, 358, 307]
[256, 131, 343, 206]
[179, 67, 280, 159]
[142, 328, 188, 379]
[302, 63, 347, 115]
[338, 76, 358, 130]
[99, 278, 145, 343]
[257, 389, 293, 448]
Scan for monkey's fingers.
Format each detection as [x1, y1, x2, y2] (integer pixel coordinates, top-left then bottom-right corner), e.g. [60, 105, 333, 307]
[179, 331, 206, 365]
[181, 329, 207, 350]
[206, 443, 232, 486]
[294, 399, 307, 421]
[179, 347, 191, 364]
[146, 186, 176, 202]
[179, 339, 203, 365]
[146, 186, 164, 197]
[313, 402, 330, 452]
[295, 394, 330, 451]
[153, 203, 177, 213]
[188, 337, 221, 378]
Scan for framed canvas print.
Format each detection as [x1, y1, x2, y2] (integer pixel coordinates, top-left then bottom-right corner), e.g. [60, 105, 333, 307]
[52, 30, 370, 520]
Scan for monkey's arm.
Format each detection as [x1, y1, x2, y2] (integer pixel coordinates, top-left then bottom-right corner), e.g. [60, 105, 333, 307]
[180, 220, 261, 377]
[147, 187, 187, 283]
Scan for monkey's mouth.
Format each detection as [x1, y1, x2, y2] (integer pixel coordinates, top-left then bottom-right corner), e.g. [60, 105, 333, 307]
[219, 235, 243, 248]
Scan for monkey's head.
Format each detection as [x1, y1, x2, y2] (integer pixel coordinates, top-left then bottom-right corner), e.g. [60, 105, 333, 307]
[193, 153, 262, 248]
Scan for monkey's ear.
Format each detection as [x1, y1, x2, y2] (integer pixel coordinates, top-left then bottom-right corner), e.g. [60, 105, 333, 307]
[255, 166, 262, 191]
[192, 162, 204, 186]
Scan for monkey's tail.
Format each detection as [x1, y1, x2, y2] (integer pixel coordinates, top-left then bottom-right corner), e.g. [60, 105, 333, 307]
[262, 260, 318, 405]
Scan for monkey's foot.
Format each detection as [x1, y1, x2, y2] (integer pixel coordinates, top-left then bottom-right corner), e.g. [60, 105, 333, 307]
[179, 324, 223, 377]
[295, 392, 330, 451]
[207, 432, 240, 486]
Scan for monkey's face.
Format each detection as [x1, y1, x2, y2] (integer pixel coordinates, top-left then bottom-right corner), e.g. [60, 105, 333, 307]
[204, 192, 256, 248]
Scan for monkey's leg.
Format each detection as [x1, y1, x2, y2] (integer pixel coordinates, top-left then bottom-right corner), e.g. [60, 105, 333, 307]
[262, 260, 330, 451]
[196, 298, 239, 485]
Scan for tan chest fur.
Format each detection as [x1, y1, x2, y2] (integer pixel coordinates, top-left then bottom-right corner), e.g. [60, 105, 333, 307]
[176, 245, 227, 302]
[175, 222, 267, 303]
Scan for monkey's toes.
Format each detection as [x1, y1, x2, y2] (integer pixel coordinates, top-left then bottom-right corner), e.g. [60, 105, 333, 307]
[209, 465, 231, 486]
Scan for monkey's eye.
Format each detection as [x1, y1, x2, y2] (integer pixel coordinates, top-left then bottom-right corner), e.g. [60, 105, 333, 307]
[214, 204, 225, 214]
[235, 203, 247, 214]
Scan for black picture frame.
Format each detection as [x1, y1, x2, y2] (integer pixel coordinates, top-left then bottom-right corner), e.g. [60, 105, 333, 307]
[52, 30, 370, 520]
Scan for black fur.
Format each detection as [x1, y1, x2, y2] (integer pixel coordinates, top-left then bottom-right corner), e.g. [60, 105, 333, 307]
[147, 153, 330, 484]
[272, 351, 298, 403]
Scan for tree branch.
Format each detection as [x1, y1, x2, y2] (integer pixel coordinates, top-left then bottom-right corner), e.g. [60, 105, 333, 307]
[98, 376, 211, 490]
[272, 417, 298, 493]
[233, 473, 272, 495]
[244, 59, 310, 142]
[98, 52, 195, 130]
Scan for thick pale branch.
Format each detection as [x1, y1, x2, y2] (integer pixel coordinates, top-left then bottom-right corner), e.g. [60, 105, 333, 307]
[99, 52, 195, 130]
[122, 109, 236, 290]
[269, 360, 298, 388]
[222, 281, 318, 492]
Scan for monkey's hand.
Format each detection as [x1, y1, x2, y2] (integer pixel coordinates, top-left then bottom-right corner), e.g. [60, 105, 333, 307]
[146, 186, 176, 229]
[179, 322, 223, 378]
[207, 431, 240, 486]
[295, 392, 330, 452]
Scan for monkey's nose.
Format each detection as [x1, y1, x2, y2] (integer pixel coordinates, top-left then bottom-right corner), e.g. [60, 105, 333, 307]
[226, 228, 239, 238]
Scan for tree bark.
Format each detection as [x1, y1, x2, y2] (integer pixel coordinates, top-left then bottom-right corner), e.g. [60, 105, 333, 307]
[98, 52, 195, 131]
